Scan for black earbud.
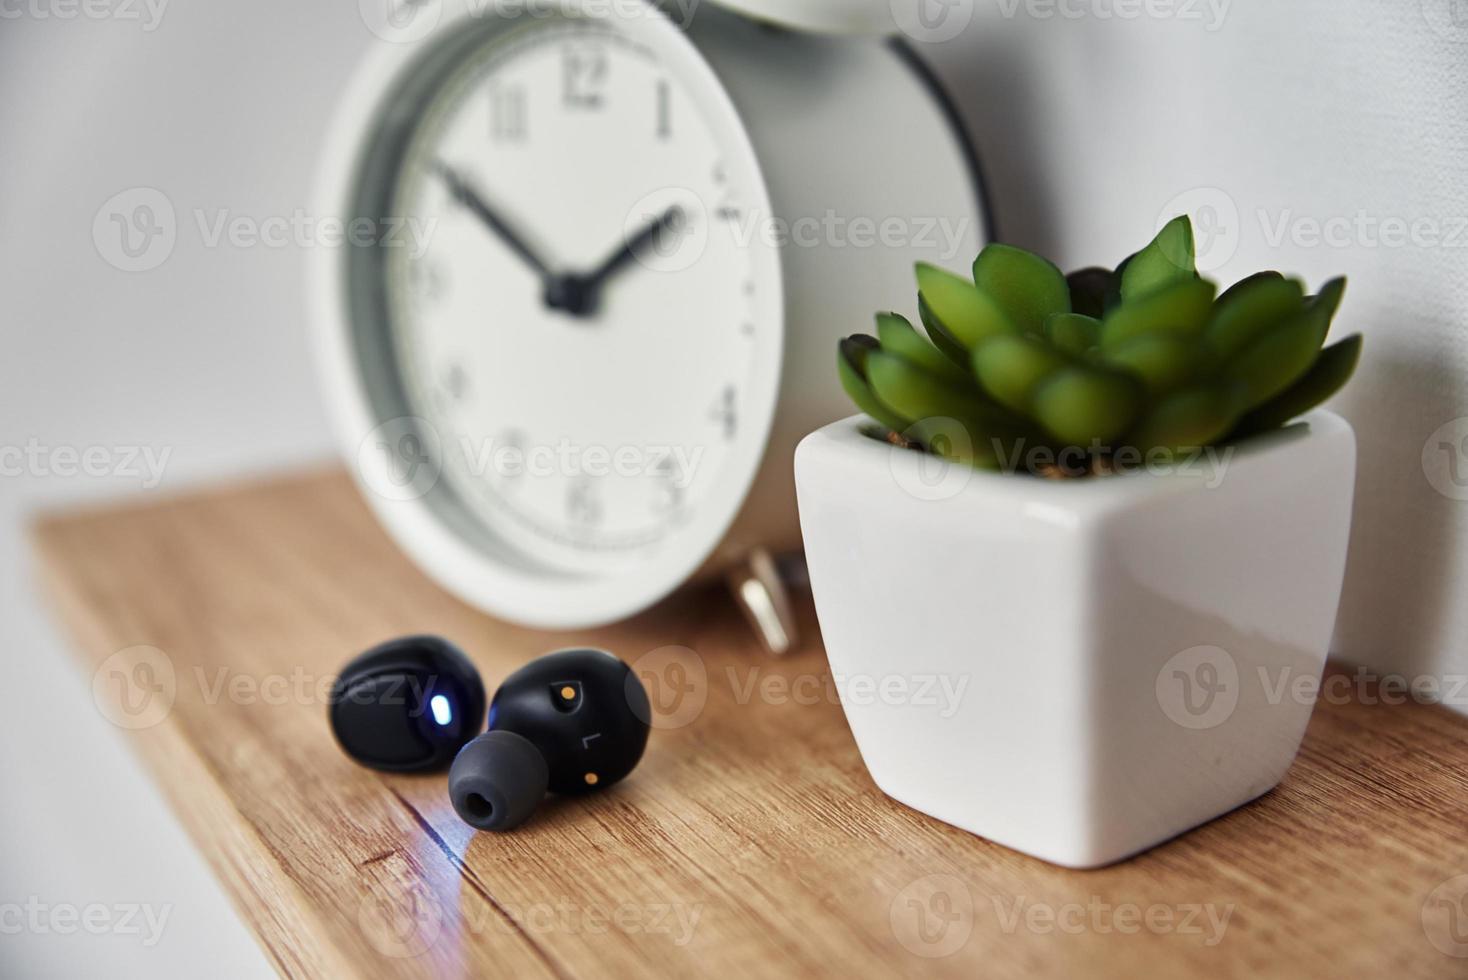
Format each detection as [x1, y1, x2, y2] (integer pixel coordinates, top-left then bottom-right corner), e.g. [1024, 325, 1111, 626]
[448, 648, 651, 832]
[330, 639, 651, 832]
[329, 635, 487, 772]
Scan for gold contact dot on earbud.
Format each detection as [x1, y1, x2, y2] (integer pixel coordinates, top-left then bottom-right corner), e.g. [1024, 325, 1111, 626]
[584, 772, 599, 786]
[560, 685, 576, 700]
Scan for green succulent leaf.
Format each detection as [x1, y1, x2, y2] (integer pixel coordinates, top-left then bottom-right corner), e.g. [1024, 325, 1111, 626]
[1102, 332, 1204, 394]
[838, 336, 909, 435]
[1216, 269, 1284, 305]
[838, 229, 1356, 471]
[1044, 312, 1101, 357]
[917, 295, 971, 367]
[915, 263, 1020, 350]
[875, 312, 972, 386]
[1031, 366, 1143, 446]
[1126, 382, 1245, 454]
[1223, 299, 1334, 409]
[971, 334, 1070, 415]
[904, 416, 991, 467]
[903, 415, 1034, 469]
[1307, 276, 1348, 328]
[866, 350, 982, 424]
[971, 243, 1071, 335]
[1232, 334, 1362, 437]
[1066, 267, 1113, 320]
[1105, 254, 1132, 313]
[1120, 216, 1197, 302]
[1207, 275, 1306, 361]
[1100, 278, 1217, 351]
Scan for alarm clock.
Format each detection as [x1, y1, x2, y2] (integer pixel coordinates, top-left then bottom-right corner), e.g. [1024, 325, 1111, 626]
[311, 0, 990, 650]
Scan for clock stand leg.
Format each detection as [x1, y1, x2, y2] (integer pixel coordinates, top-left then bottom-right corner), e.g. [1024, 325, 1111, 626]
[726, 548, 805, 656]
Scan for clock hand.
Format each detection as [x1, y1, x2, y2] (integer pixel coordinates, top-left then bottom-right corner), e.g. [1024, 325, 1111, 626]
[581, 205, 685, 291]
[432, 161, 555, 282]
[541, 206, 684, 319]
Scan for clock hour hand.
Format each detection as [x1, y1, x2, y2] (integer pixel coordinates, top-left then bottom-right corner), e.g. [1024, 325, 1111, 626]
[584, 205, 685, 290]
[542, 206, 685, 318]
[432, 161, 555, 281]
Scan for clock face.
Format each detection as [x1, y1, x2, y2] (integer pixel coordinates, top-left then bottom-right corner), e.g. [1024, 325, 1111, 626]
[359, 10, 780, 574]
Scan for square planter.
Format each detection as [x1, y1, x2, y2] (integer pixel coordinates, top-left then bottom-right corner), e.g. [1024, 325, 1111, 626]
[794, 410, 1356, 868]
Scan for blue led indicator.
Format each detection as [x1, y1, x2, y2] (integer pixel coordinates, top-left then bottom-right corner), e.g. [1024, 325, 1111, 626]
[430, 694, 453, 726]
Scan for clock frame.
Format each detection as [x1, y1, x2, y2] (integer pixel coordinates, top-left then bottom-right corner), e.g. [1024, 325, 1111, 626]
[312, 0, 991, 646]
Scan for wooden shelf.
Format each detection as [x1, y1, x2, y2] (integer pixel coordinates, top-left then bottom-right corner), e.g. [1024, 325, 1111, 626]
[32, 469, 1468, 979]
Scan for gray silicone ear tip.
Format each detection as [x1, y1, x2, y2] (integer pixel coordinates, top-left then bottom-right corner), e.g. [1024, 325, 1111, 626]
[448, 730, 549, 832]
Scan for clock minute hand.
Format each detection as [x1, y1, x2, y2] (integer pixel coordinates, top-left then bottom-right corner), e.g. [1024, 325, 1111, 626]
[432, 161, 554, 281]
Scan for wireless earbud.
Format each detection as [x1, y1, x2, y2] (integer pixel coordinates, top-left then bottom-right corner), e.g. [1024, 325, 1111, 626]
[330, 639, 651, 832]
[448, 648, 651, 832]
[329, 635, 487, 772]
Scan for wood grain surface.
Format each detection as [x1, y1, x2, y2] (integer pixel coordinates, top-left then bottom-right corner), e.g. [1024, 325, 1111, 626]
[30, 469, 1468, 979]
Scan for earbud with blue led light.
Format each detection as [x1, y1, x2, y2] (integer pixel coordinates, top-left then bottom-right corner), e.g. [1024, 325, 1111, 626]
[329, 635, 487, 772]
[330, 637, 651, 832]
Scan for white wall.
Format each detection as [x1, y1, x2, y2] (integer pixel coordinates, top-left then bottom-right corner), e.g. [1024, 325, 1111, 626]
[929, 0, 1468, 698]
[1, 1, 1464, 975]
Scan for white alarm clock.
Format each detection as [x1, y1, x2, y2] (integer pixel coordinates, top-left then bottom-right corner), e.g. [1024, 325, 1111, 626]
[312, 0, 989, 649]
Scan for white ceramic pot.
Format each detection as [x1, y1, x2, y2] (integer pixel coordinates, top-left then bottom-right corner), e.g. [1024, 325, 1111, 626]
[794, 410, 1356, 868]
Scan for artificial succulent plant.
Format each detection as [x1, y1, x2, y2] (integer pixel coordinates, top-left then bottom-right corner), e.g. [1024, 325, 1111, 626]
[839, 216, 1362, 475]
